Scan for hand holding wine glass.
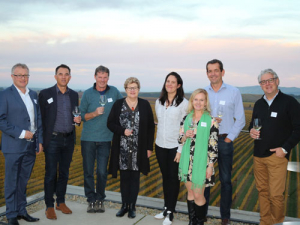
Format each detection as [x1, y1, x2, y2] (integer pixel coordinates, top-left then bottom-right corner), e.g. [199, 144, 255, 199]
[27, 123, 37, 142]
[99, 95, 107, 112]
[72, 106, 81, 126]
[253, 118, 262, 140]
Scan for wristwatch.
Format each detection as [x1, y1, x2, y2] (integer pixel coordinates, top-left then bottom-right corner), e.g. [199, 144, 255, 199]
[281, 148, 288, 154]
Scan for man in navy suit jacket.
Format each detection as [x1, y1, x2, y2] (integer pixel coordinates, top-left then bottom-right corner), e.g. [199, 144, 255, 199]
[39, 64, 81, 220]
[0, 63, 43, 225]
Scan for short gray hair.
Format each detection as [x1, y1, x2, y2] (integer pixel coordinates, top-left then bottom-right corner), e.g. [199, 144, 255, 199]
[258, 69, 278, 83]
[124, 77, 140, 89]
[11, 63, 29, 75]
[94, 65, 109, 76]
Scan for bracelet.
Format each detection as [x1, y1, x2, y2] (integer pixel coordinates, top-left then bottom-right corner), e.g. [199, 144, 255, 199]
[209, 166, 214, 169]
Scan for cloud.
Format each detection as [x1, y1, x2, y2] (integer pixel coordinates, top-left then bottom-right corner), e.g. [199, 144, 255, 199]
[0, 37, 299, 91]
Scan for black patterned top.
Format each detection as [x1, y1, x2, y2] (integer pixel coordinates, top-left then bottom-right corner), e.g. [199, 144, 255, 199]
[119, 100, 140, 170]
[178, 115, 219, 187]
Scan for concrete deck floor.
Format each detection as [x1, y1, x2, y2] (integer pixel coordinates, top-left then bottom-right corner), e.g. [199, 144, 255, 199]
[1, 185, 300, 225]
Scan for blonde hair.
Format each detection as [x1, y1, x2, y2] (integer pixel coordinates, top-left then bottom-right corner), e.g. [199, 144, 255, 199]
[124, 77, 140, 90]
[187, 88, 211, 114]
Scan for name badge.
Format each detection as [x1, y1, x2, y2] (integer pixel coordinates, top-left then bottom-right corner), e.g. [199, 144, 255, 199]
[271, 112, 277, 117]
[201, 122, 207, 127]
[219, 100, 225, 105]
[107, 98, 113, 103]
[33, 99, 37, 104]
[47, 98, 53, 104]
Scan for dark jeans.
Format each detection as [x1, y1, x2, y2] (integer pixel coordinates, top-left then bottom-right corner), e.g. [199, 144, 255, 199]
[155, 144, 180, 212]
[81, 141, 111, 203]
[3, 144, 36, 219]
[44, 133, 74, 207]
[206, 137, 233, 219]
[120, 170, 140, 204]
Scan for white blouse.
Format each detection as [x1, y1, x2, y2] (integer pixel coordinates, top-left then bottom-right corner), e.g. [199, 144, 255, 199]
[155, 98, 188, 151]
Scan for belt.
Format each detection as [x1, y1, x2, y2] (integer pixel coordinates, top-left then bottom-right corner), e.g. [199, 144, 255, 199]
[52, 131, 73, 137]
[218, 133, 228, 138]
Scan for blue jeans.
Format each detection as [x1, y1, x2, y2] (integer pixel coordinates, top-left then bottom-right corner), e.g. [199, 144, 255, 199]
[81, 141, 111, 203]
[218, 137, 234, 219]
[44, 133, 74, 207]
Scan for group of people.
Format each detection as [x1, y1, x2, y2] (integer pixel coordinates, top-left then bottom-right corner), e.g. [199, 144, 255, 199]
[0, 59, 299, 225]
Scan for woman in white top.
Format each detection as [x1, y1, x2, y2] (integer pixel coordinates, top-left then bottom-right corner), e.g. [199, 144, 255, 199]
[154, 72, 188, 225]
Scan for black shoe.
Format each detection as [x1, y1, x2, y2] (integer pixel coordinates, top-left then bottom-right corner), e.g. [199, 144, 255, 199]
[17, 212, 39, 222]
[128, 203, 136, 218]
[116, 203, 129, 217]
[8, 217, 19, 225]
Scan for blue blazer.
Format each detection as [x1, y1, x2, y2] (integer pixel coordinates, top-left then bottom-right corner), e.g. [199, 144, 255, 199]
[0, 85, 43, 153]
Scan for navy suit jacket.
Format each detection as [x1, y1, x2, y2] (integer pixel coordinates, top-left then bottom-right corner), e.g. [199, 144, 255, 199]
[0, 85, 43, 153]
[39, 85, 79, 150]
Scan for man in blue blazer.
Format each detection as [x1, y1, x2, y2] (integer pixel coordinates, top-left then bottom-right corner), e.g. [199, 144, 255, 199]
[39, 64, 81, 220]
[0, 63, 43, 225]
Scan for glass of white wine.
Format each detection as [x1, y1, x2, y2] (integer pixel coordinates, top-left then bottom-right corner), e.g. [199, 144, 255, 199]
[28, 122, 37, 142]
[217, 105, 224, 118]
[253, 118, 262, 140]
[72, 106, 81, 126]
[99, 95, 107, 113]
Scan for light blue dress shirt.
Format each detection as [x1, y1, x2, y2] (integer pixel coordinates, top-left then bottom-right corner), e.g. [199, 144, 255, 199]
[205, 82, 245, 141]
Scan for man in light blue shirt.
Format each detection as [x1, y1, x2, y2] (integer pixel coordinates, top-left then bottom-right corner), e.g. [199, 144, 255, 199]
[204, 59, 245, 225]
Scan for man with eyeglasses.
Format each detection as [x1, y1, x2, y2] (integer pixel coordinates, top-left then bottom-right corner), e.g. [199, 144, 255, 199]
[204, 59, 245, 225]
[79, 65, 123, 213]
[39, 64, 81, 220]
[0, 63, 43, 225]
[249, 69, 300, 225]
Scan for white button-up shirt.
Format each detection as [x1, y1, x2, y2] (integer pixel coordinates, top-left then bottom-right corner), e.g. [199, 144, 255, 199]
[15, 85, 35, 139]
[155, 98, 188, 150]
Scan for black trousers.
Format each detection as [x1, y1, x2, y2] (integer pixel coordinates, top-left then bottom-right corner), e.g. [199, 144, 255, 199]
[120, 170, 140, 204]
[155, 144, 180, 212]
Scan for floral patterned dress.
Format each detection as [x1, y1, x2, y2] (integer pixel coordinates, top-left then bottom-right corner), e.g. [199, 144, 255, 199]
[178, 115, 219, 187]
[119, 100, 140, 171]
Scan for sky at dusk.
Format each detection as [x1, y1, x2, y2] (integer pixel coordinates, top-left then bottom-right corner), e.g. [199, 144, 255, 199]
[0, 0, 299, 92]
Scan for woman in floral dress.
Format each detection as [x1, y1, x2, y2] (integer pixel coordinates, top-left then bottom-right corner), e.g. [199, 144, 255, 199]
[178, 88, 218, 225]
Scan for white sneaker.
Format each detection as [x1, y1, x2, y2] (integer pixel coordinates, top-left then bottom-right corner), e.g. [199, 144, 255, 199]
[154, 207, 167, 219]
[162, 211, 173, 225]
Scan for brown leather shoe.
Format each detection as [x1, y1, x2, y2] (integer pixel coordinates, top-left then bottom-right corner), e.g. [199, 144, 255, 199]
[221, 219, 231, 225]
[45, 207, 57, 220]
[56, 203, 72, 214]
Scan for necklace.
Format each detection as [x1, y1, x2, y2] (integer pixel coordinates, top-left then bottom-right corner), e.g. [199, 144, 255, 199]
[126, 98, 138, 111]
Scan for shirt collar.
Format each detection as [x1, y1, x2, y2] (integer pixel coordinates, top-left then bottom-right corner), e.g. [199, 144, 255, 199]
[93, 83, 110, 91]
[14, 84, 29, 95]
[55, 84, 69, 94]
[208, 82, 226, 92]
[263, 90, 279, 102]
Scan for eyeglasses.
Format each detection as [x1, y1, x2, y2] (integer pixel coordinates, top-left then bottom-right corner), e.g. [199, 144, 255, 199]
[126, 87, 139, 91]
[259, 77, 277, 85]
[13, 74, 30, 79]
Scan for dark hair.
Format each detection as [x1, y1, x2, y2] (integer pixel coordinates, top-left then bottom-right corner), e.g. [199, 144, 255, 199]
[159, 72, 184, 107]
[55, 64, 71, 74]
[206, 59, 224, 72]
[95, 65, 110, 76]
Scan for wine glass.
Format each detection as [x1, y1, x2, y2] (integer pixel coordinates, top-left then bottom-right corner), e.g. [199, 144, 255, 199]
[72, 106, 81, 126]
[127, 121, 133, 136]
[99, 95, 107, 113]
[253, 118, 262, 140]
[188, 117, 195, 138]
[27, 123, 37, 142]
[217, 105, 224, 118]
